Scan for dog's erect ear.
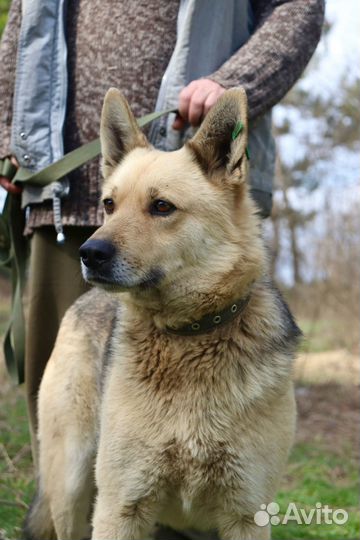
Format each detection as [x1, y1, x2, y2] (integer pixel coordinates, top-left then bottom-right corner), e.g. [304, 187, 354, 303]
[187, 88, 249, 184]
[100, 88, 148, 178]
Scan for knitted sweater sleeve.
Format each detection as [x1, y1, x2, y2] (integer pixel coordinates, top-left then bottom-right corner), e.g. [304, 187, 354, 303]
[209, 0, 325, 120]
[0, 0, 21, 157]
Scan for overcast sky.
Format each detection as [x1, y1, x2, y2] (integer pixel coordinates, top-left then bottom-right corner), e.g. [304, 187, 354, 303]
[275, 0, 360, 187]
[300, 0, 360, 99]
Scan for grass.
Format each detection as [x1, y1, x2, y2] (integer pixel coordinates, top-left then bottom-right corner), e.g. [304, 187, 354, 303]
[0, 383, 359, 540]
[274, 444, 359, 539]
[283, 283, 359, 355]
[0, 0, 10, 36]
[0, 385, 34, 540]
[298, 318, 335, 353]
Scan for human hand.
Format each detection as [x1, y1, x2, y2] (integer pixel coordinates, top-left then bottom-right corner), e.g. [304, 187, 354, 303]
[0, 156, 22, 195]
[172, 79, 226, 131]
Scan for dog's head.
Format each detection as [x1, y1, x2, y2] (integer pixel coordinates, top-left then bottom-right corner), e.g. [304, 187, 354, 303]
[80, 88, 264, 301]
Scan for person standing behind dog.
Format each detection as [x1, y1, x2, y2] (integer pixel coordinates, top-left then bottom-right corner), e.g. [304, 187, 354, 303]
[0, 0, 324, 483]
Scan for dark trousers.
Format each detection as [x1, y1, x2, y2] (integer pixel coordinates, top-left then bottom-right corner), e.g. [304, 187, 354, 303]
[25, 226, 95, 463]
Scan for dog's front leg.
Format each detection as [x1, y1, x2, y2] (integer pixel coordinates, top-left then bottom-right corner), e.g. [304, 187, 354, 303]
[92, 492, 157, 540]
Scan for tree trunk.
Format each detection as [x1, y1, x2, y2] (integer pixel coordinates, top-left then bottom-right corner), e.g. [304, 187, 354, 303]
[276, 158, 302, 284]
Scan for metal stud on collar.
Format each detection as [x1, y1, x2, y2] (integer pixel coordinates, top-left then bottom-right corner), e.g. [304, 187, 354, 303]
[191, 322, 201, 331]
[165, 294, 251, 337]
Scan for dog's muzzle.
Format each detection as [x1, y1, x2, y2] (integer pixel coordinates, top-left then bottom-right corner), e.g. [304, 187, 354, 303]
[80, 239, 163, 290]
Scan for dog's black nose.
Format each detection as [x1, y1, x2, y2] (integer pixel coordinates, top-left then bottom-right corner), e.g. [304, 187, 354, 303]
[79, 239, 116, 269]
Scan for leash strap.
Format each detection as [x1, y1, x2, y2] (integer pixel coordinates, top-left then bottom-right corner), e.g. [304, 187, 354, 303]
[3, 194, 27, 383]
[12, 109, 176, 187]
[1, 107, 176, 384]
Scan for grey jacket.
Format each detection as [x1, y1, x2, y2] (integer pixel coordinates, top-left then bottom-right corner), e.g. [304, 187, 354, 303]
[11, 0, 274, 215]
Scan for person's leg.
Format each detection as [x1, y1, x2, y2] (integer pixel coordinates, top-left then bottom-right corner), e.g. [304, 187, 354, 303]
[25, 225, 96, 466]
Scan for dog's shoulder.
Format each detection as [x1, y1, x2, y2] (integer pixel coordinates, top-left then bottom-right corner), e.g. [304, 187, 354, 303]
[237, 278, 302, 356]
[64, 288, 121, 377]
[70, 287, 120, 331]
[262, 278, 303, 354]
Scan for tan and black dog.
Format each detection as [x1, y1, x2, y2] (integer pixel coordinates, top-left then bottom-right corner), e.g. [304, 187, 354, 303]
[24, 88, 301, 540]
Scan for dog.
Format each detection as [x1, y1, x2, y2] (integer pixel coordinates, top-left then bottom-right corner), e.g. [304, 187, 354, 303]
[24, 88, 301, 540]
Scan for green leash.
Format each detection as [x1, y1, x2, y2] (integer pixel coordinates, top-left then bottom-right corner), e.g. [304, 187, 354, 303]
[0, 108, 176, 384]
[12, 109, 174, 187]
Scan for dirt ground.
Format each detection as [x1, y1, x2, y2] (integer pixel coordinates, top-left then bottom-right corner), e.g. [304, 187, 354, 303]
[292, 349, 359, 460]
[295, 383, 359, 459]
[294, 350, 359, 460]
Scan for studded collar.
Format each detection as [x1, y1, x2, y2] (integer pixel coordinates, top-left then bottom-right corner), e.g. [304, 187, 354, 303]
[165, 294, 250, 337]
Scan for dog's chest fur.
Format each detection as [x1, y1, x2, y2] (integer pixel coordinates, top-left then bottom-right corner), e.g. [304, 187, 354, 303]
[98, 297, 295, 525]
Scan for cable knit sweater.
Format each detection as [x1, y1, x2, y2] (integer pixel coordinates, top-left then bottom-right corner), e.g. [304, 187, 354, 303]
[0, 0, 325, 232]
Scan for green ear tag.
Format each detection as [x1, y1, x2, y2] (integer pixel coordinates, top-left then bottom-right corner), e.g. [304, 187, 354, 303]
[245, 146, 250, 160]
[231, 121, 243, 141]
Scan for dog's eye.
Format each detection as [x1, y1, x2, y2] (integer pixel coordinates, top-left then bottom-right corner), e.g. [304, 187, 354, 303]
[150, 199, 176, 216]
[103, 198, 115, 215]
